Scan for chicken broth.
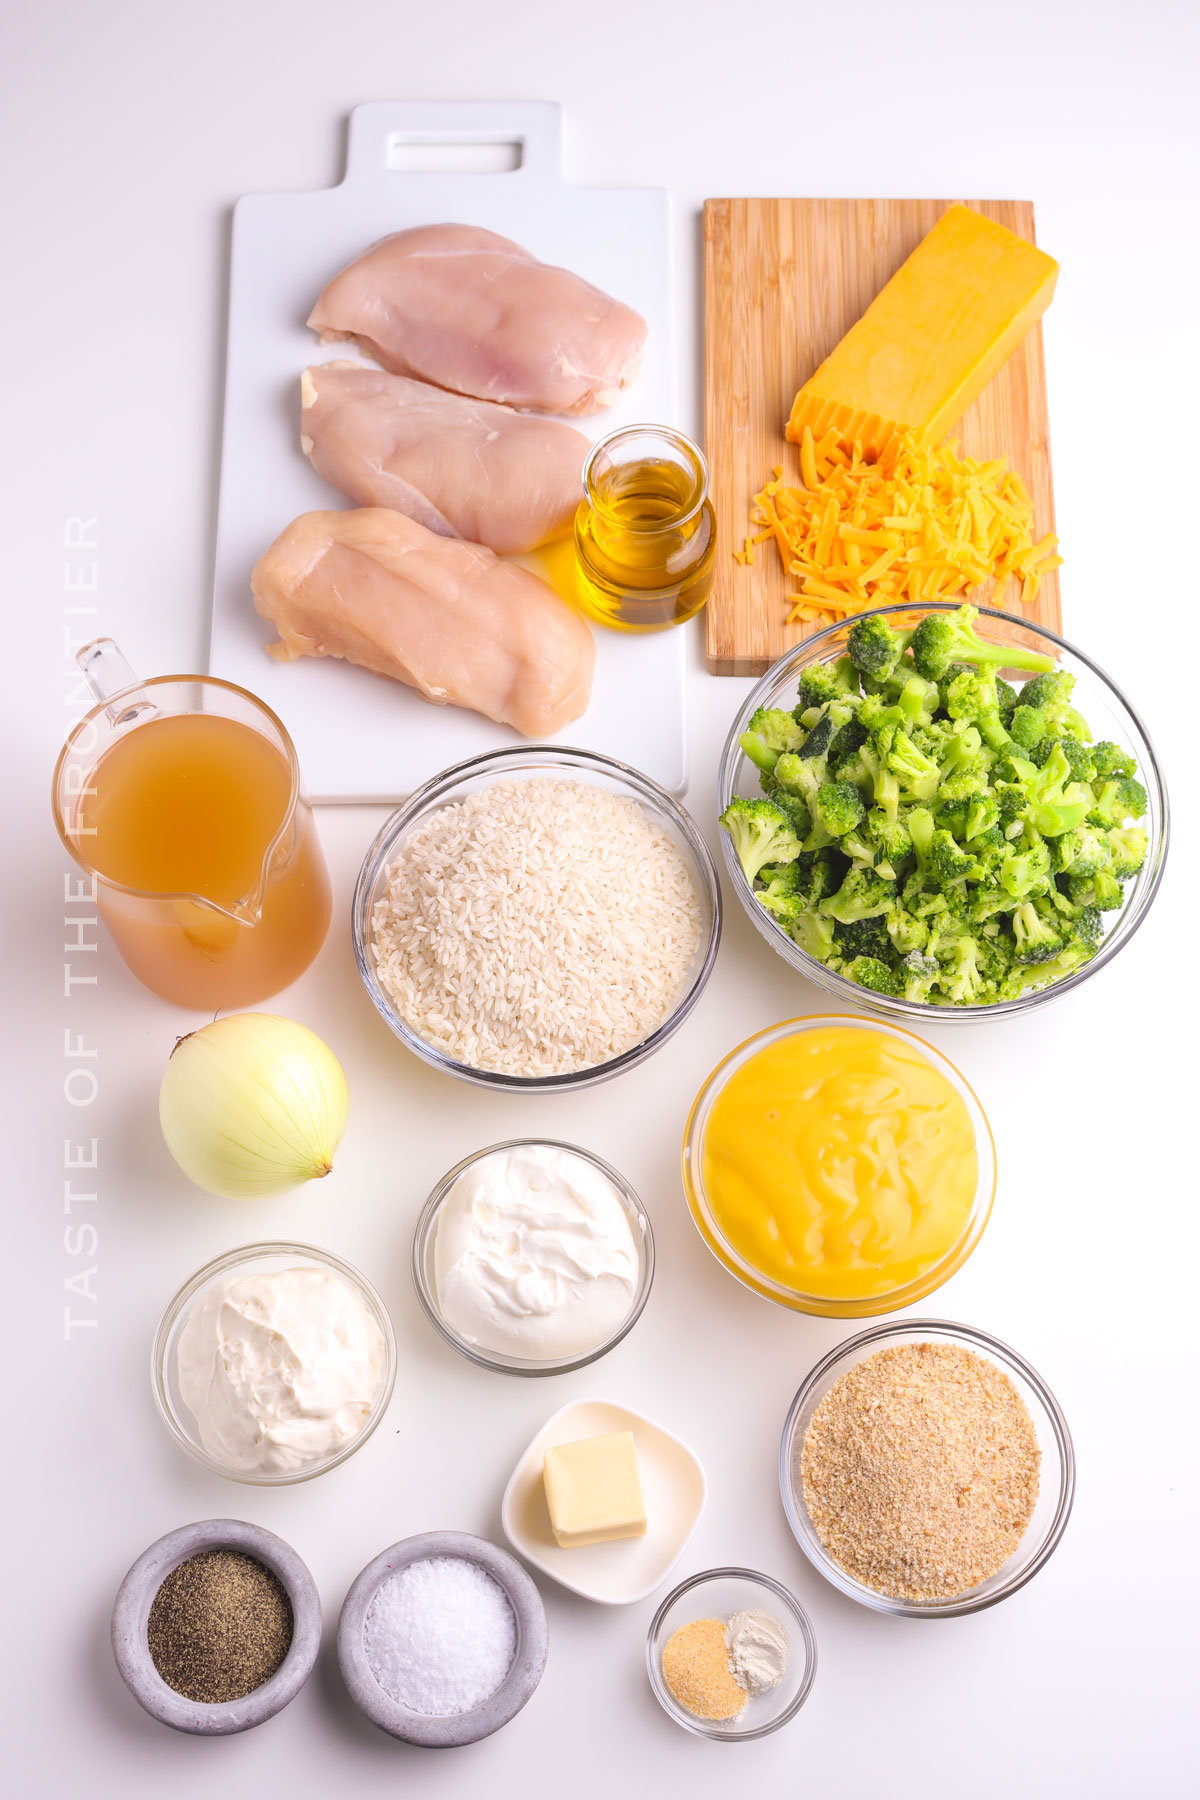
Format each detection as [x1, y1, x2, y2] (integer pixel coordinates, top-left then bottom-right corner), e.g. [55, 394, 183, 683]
[75, 713, 330, 1008]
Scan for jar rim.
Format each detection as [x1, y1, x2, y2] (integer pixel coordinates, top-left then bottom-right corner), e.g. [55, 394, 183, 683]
[581, 424, 710, 532]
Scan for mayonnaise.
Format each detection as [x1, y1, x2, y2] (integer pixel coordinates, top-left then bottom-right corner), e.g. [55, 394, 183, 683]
[176, 1265, 386, 1476]
[433, 1144, 640, 1361]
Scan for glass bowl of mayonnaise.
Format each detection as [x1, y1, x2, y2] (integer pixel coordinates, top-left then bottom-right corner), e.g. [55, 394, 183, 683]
[152, 1242, 397, 1485]
[412, 1140, 655, 1375]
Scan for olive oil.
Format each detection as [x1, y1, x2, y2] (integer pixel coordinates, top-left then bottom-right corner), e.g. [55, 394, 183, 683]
[573, 427, 717, 631]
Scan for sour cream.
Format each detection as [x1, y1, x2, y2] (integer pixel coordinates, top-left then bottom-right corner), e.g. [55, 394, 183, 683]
[433, 1144, 641, 1361]
[176, 1265, 386, 1476]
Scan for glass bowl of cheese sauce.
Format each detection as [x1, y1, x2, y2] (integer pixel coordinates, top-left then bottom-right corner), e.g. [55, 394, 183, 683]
[681, 1016, 995, 1318]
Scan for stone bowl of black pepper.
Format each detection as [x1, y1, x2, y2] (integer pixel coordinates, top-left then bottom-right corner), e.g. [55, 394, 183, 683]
[111, 1518, 321, 1735]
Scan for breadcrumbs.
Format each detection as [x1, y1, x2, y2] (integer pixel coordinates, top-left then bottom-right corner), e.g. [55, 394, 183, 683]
[799, 1341, 1040, 1603]
[661, 1618, 747, 1721]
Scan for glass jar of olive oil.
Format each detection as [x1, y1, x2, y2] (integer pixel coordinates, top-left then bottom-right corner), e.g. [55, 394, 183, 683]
[573, 426, 716, 631]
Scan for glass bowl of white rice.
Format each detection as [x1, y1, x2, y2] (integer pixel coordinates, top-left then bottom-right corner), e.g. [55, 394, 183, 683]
[351, 747, 722, 1091]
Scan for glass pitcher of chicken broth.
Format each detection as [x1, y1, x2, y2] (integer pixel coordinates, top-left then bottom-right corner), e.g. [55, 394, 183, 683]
[53, 640, 331, 1008]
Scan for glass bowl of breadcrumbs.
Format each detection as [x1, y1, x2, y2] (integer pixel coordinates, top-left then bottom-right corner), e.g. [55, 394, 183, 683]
[780, 1319, 1075, 1618]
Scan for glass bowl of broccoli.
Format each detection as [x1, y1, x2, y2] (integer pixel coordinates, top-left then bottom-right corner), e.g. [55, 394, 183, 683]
[717, 602, 1168, 1018]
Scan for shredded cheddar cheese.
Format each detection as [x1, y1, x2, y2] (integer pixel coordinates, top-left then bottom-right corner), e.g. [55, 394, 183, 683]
[734, 428, 1062, 623]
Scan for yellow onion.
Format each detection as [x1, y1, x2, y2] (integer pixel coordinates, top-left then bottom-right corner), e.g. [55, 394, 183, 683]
[160, 1013, 349, 1198]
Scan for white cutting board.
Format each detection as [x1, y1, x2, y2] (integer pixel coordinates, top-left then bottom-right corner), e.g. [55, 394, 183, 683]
[208, 100, 685, 802]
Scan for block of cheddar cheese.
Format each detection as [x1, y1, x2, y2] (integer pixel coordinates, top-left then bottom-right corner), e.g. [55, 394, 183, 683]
[787, 204, 1058, 457]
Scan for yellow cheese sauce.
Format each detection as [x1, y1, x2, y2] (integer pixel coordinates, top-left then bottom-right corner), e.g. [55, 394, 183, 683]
[699, 1026, 978, 1302]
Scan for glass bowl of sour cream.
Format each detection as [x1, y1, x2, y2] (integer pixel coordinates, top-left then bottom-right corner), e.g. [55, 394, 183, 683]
[412, 1140, 655, 1376]
[152, 1241, 397, 1485]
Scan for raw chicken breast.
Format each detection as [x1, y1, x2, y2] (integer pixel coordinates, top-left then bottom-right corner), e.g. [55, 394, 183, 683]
[251, 508, 594, 738]
[307, 223, 646, 416]
[300, 363, 588, 554]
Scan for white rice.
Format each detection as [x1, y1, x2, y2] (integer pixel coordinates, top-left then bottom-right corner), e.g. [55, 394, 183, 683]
[370, 777, 704, 1077]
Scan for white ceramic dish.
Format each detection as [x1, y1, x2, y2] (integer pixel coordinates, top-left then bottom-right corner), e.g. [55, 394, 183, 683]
[501, 1399, 706, 1605]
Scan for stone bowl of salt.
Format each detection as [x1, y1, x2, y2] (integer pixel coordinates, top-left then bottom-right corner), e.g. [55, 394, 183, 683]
[338, 1530, 548, 1747]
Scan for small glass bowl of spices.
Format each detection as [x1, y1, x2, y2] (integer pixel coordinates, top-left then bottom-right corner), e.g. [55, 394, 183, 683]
[111, 1519, 321, 1735]
[780, 1318, 1076, 1618]
[646, 1568, 816, 1740]
[573, 424, 717, 630]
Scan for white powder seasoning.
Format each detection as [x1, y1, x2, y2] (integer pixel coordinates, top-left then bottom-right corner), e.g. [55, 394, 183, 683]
[364, 1556, 517, 1716]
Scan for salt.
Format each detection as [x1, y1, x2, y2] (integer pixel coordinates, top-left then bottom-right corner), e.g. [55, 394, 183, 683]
[364, 1555, 517, 1716]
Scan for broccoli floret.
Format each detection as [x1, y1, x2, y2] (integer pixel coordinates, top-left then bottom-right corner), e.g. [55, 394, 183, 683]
[790, 911, 837, 962]
[899, 949, 940, 1002]
[1108, 826, 1148, 880]
[866, 808, 913, 865]
[995, 676, 1019, 720]
[927, 828, 977, 889]
[826, 714, 868, 768]
[1066, 903, 1105, 949]
[938, 761, 990, 804]
[719, 797, 802, 884]
[892, 673, 940, 725]
[738, 732, 779, 777]
[843, 955, 899, 997]
[1090, 741, 1137, 782]
[1018, 670, 1076, 723]
[884, 730, 942, 800]
[1046, 735, 1096, 785]
[760, 779, 812, 840]
[744, 707, 804, 764]
[1065, 869, 1125, 911]
[796, 709, 841, 762]
[886, 907, 930, 955]
[758, 862, 802, 898]
[909, 605, 1055, 680]
[813, 780, 867, 839]
[975, 930, 1016, 988]
[758, 889, 807, 930]
[847, 613, 907, 680]
[1011, 899, 1067, 964]
[771, 752, 819, 803]
[1091, 776, 1148, 826]
[1009, 704, 1048, 754]
[969, 882, 1023, 922]
[1025, 743, 1092, 837]
[1049, 824, 1111, 878]
[939, 935, 989, 1004]
[818, 867, 897, 924]
[997, 838, 1052, 898]
[795, 657, 859, 712]
[834, 916, 892, 961]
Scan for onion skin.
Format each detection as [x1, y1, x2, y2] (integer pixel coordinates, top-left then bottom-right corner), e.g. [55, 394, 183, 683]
[159, 1013, 349, 1199]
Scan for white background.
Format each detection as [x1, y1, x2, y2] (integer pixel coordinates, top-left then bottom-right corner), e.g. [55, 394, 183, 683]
[3, 2, 1198, 1794]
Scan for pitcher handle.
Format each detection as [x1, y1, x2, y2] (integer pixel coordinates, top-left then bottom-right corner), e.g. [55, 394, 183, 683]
[77, 637, 157, 726]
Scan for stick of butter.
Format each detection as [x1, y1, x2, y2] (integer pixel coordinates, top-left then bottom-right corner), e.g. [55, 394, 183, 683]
[543, 1430, 647, 1548]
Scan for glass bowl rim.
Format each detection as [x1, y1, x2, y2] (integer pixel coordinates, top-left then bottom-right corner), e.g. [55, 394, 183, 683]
[352, 743, 723, 1093]
[778, 1315, 1076, 1618]
[151, 1239, 398, 1487]
[717, 598, 1171, 1023]
[645, 1564, 818, 1740]
[681, 1013, 996, 1318]
[411, 1137, 655, 1376]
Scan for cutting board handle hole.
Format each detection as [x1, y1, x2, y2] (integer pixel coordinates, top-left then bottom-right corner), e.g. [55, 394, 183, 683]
[384, 134, 523, 174]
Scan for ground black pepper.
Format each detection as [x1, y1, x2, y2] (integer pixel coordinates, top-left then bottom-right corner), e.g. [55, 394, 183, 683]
[147, 1549, 293, 1703]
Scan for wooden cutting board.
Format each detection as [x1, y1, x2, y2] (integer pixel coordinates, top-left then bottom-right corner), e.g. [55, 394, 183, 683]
[703, 198, 1061, 675]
